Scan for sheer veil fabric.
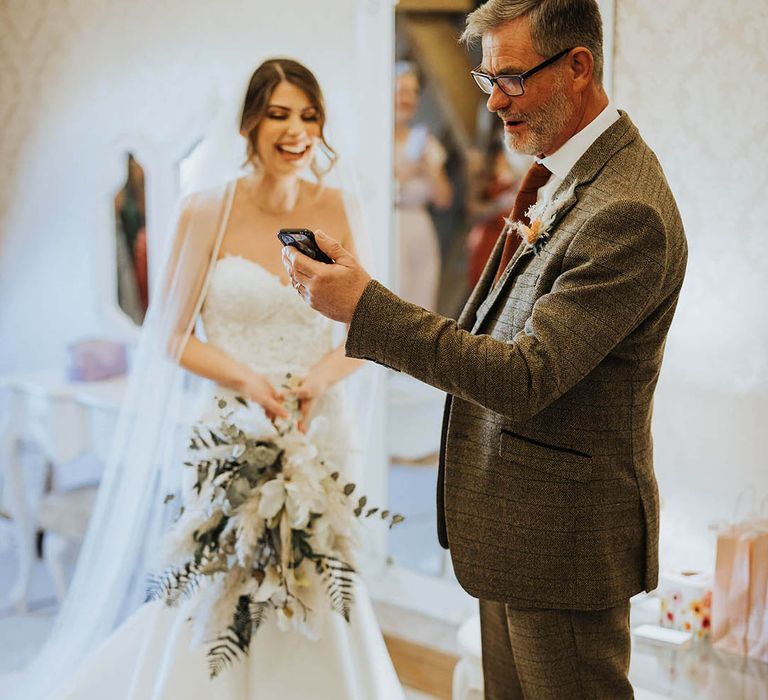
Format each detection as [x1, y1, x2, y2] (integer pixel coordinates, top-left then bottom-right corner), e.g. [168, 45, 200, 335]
[10, 83, 380, 700]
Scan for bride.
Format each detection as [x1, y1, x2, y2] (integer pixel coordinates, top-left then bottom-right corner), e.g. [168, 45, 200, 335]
[13, 58, 405, 700]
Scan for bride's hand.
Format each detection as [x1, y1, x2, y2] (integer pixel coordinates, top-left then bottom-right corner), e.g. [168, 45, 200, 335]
[292, 371, 331, 432]
[235, 371, 289, 422]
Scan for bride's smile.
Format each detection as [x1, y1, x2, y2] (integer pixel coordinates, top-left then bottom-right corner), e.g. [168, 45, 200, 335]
[276, 141, 313, 160]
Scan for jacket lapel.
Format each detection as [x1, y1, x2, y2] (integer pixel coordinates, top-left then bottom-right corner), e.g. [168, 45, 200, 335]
[469, 112, 639, 334]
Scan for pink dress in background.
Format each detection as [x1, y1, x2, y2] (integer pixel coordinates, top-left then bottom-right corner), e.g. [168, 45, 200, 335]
[394, 124, 446, 312]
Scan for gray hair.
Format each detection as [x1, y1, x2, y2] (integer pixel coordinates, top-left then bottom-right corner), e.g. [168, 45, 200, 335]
[461, 0, 604, 86]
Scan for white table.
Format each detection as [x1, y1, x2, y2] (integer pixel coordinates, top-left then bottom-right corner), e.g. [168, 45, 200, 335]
[0, 371, 125, 610]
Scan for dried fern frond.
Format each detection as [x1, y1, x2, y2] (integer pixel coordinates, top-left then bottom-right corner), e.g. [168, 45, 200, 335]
[207, 595, 253, 679]
[146, 562, 201, 606]
[320, 556, 355, 623]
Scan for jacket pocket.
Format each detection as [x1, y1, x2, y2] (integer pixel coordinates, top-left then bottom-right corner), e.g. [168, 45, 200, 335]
[498, 429, 593, 483]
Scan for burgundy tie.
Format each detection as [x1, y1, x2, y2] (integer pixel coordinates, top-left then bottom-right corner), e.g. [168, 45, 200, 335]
[494, 161, 552, 283]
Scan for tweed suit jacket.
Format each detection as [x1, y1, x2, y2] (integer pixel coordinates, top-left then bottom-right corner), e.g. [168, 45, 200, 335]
[346, 112, 687, 610]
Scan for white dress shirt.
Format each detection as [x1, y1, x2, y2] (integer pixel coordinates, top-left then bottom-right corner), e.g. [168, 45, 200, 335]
[536, 102, 620, 205]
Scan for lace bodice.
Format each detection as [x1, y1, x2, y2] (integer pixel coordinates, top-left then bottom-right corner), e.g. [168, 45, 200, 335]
[201, 256, 334, 383]
[200, 255, 354, 469]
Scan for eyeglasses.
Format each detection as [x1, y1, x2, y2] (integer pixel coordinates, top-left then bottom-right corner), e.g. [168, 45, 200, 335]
[470, 48, 572, 97]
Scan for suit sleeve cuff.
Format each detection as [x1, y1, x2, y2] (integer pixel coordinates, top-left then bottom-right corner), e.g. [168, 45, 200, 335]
[345, 279, 401, 366]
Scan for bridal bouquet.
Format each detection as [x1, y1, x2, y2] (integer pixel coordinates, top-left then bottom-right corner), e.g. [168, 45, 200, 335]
[148, 377, 402, 678]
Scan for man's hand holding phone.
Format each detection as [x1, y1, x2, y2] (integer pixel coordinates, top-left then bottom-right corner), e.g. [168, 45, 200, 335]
[279, 229, 371, 324]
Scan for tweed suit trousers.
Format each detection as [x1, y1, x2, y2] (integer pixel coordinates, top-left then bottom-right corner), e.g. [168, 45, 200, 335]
[479, 599, 633, 700]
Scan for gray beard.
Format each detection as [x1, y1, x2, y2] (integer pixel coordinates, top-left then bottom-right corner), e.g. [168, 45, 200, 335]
[503, 85, 574, 156]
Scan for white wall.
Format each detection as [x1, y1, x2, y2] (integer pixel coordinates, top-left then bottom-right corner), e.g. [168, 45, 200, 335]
[0, 0, 393, 374]
[614, 0, 768, 572]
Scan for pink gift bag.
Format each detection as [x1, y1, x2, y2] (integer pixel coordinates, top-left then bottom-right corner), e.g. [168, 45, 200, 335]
[712, 525, 752, 655]
[712, 514, 768, 661]
[745, 528, 768, 662]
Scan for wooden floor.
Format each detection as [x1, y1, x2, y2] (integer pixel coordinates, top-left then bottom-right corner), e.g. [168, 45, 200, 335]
[384, 633, 459, 700]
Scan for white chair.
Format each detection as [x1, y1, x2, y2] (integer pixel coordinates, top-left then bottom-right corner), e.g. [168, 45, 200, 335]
[0, 372, 124, 609]
[37, 486, 99, 601]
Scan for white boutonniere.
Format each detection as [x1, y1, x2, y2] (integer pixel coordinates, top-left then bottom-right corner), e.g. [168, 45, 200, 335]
[505, 182, 576, 256]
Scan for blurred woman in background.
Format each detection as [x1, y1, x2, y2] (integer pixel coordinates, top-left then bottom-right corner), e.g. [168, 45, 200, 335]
[394, 61, 452, 311]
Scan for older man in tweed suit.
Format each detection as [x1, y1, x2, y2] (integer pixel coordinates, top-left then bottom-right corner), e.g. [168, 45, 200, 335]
[284, 1, 687, 697]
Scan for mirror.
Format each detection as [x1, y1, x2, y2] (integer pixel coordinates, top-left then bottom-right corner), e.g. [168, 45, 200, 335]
[113, 153, 148, 325]
[387, 7, 482, 583]
[385, 0, 615, 603]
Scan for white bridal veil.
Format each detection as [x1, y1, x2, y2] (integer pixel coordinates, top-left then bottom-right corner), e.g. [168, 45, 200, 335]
[10, 53, 384, 700]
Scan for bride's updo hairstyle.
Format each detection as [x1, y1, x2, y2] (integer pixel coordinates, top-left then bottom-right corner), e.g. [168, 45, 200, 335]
[240, 58, 338, 181]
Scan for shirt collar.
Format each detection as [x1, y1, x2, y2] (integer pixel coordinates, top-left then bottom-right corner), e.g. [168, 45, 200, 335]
[539, 102, 620, 181]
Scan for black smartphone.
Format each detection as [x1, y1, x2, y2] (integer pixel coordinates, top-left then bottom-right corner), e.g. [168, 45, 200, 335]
[277, 228, 334, 264]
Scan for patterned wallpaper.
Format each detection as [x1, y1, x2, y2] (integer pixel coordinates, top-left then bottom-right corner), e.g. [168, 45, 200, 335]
[0, 0, 217, 238]
[0, 0, 67, 221]
[614, 0, 768, 394]
[614, 0, 768, 570]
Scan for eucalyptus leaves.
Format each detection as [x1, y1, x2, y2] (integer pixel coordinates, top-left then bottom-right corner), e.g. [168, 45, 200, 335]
[148, 387, 403, 678]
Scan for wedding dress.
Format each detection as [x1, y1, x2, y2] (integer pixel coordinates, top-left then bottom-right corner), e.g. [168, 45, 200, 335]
[50, 255, 405, 700]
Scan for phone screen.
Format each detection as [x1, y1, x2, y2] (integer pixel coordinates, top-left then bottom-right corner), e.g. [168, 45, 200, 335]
[277, 229, 333, 264]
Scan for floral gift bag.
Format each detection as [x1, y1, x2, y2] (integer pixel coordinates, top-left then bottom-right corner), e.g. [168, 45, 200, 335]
[658, 571, 712, 639]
